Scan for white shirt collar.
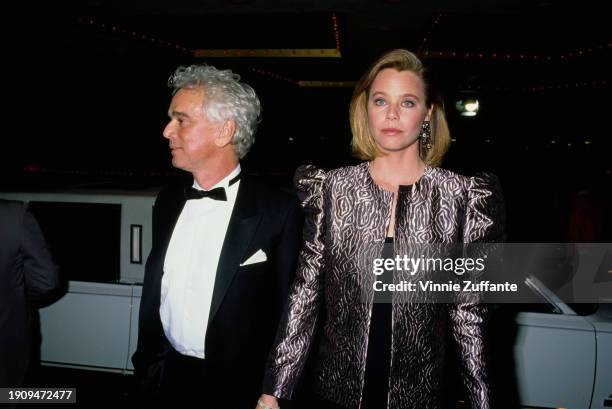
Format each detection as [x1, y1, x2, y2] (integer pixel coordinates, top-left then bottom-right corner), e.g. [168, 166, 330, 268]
[193, 164, 241, 191]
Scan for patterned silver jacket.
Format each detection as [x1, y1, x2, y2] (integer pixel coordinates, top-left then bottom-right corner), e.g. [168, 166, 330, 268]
[263, 162, 505, 409]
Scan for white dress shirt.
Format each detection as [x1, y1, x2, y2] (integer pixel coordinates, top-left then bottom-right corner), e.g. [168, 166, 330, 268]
[160, 165, 241, 358]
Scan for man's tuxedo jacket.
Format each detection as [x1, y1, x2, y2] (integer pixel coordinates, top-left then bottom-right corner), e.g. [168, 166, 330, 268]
[132, 173, 302, 401]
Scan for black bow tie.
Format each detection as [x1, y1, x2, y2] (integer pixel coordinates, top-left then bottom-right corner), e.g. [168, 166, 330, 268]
[184, 172, 241, 201]
[184, 186, 227, 201]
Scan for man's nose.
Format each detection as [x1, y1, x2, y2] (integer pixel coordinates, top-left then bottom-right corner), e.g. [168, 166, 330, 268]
[162, 122, 174, 139]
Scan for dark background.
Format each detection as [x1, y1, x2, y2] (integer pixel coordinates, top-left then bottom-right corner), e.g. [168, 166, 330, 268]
[2, 2, 610, 406]
[3, 0, 611, 242]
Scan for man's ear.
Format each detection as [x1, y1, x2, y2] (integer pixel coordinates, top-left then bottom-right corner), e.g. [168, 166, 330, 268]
[215, 120, 236, 148]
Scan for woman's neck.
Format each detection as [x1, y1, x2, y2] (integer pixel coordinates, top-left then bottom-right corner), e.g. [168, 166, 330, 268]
[370, 151, 425, 192]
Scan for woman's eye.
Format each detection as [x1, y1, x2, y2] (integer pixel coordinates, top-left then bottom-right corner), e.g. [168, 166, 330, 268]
[401, 100, 416, 108]
[373, 98, 386, 106]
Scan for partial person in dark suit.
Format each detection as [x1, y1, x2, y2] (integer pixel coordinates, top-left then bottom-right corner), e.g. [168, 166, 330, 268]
[0, 199, 60, 389]
[132, 64, 302, 408]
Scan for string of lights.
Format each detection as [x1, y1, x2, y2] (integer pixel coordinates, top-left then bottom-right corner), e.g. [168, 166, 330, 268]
[420, 43, 610, 61]
[458, 79, 608, 93]
[77, 17, 193, 54]
[250, 67, 297, 84]
[332, 13, 341, 52]
[78, 16, 608, 63]
[77, 16, 609, 90]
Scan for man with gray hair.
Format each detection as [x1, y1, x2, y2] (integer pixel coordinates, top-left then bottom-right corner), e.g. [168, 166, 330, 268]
[132, 64, 302, 408]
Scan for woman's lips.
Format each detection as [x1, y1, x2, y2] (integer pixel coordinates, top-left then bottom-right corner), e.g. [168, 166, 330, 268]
[381, 128, 402, 135]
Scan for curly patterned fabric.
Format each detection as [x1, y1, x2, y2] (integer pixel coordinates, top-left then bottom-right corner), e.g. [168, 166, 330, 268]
[263, 162, 505, 409]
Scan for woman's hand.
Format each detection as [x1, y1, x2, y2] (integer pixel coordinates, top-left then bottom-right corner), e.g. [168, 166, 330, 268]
[256, 394, 280, 409]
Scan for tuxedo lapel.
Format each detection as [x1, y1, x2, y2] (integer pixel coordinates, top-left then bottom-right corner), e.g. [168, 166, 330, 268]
[208, 176, 262, 324]
[160, 193, 188, 254]
[149, 186, 187, 295]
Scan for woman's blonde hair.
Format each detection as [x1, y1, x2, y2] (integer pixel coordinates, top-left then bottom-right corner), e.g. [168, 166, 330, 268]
[349, 49, 450, 166]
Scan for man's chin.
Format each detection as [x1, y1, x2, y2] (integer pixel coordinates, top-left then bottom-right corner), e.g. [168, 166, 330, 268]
[170, 159, 187, 171]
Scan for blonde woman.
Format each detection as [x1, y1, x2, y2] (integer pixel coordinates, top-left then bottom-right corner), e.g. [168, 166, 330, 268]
[258, 49, 505, 409]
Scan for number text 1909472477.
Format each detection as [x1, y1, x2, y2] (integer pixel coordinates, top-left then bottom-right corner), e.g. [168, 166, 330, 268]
[0, 388, 76, 403]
